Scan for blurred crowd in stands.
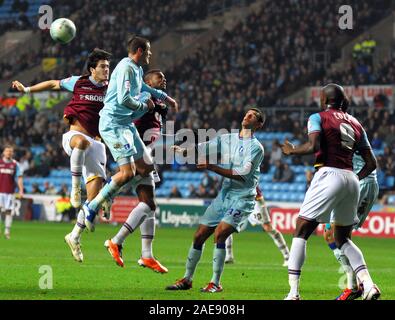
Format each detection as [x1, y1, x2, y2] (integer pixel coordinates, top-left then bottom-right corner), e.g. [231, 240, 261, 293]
[1, 89, 395, 203]
[1, 0, 250, 80]
[1, 0, 395, 204]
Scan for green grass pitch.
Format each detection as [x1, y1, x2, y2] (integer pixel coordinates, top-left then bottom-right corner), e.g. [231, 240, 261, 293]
[0, 221, 394, 300]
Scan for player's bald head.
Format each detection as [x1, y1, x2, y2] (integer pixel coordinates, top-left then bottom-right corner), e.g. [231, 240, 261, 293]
[321, 83, 349, 112]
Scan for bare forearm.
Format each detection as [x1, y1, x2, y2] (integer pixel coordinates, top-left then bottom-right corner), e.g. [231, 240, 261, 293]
[357, 163, 377, 181]
[17, 177, 24, 194]
[290, 142, 316, 155]
[30, 80, 60, 92]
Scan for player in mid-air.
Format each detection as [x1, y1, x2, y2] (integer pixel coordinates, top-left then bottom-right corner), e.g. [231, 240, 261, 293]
[0, 146, 24, 239]
[12, 48, 112, 261]
[166, 108, 265, 292]
[129, 69, 170, 273]
[281, 83, 380, 300]
[224, 186, 290, 266]
[80, 36, 178, 268]
[323, 150, 379, 300]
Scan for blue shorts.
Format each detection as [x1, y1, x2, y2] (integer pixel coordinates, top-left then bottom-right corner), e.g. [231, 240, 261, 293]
[354, 179, 379, 229]
[200, 192, 255, 232]
[329, 179, 379, 229]
[99, 117, 146, 165]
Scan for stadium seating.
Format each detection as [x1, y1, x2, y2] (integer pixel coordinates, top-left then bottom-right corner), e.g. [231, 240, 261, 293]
[0, 0, 47, 23]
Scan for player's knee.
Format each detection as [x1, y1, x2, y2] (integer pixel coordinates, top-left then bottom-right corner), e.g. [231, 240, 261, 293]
[334, 235, 349, 249]
[144, 198, 156, 211]
[262, 223, 272, 233]
[119, 169, 135, 183]
[214, 232, 228, 244]
[193, 231, 207, 246]
[294, 218, 318, 239]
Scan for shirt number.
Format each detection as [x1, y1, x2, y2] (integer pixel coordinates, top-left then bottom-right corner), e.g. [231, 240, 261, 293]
[339, 123, 355, 150]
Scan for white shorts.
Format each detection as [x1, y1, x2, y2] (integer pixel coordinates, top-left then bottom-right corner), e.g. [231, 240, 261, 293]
[299, 167, 360, 226]
[62, 130, 107, 184]
[121, 172, 155, 193]
[248, 200, 271, 226]
[0, 193, 15, 212]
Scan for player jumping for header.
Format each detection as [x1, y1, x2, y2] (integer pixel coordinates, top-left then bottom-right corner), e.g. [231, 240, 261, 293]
[80, 36, 177, 268]
[131, 69, 170, 273]
[12, 48, 112, 262]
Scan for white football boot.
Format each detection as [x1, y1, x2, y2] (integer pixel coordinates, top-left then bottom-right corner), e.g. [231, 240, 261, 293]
[64, 233, 83, 262]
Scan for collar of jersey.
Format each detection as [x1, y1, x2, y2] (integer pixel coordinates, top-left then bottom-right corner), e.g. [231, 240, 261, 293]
[89, 76, 105, 87]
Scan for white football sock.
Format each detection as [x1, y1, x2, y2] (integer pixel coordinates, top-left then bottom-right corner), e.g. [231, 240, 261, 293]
[140, 214, 155, 258]
[70, 209, 86, 242]
[288, 237, 307, 297]
[341, 240, 373, 291]
[70, 148, 86, 187]
[112, 202, 151, 245]
[4, 213, 12, 234]
[333, 248, 357, 290]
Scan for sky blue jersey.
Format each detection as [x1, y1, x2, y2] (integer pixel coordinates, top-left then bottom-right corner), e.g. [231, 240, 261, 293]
[197, 133, 264, 198]
[100, 57, 167, 124]
[353, 153, 377, 183]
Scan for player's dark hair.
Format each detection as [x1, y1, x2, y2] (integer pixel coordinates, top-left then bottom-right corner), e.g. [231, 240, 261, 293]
[322, 83, 348, 111]
[248, 107, 266, 126]
[86, 48, 112, 74]
[144, 69, 162, 81]
[127, 35, 150, 54]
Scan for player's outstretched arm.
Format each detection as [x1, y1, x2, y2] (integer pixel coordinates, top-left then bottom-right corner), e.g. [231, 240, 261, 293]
[142, 82, 178, 112]
[12, 80, 60, 93]
[282, 133, 320, 156]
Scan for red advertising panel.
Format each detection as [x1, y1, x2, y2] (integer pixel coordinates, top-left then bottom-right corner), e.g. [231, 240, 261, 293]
[269, 207, 395, 238]
[102, 196, 139, 223]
